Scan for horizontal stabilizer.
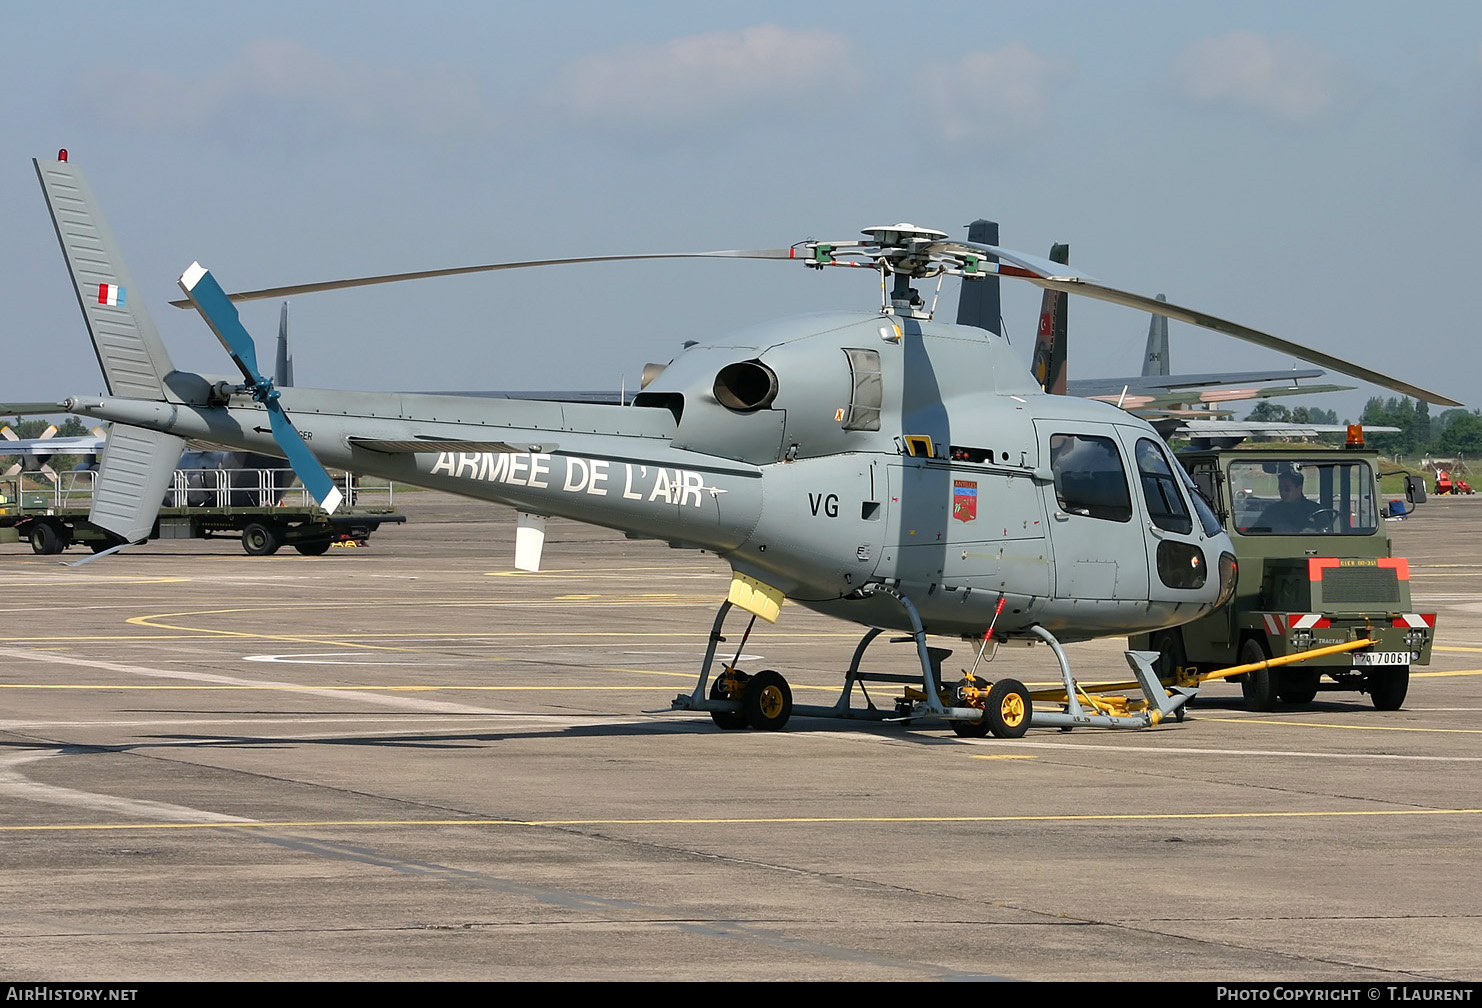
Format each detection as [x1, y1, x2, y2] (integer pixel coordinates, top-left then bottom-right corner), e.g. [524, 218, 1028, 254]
[1, 402, 70, 416]
[0, 434, 107, 456]
[1176, 420, 1398, 438]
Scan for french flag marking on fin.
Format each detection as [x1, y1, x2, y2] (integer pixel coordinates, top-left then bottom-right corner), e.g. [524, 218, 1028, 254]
[98, 283, 126, 306]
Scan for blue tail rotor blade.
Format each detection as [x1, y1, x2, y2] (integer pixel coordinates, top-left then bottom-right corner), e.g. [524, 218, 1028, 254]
[179, 261, 343, 515]
[266, 400, 343, 514]
[178, 261, 264, 384]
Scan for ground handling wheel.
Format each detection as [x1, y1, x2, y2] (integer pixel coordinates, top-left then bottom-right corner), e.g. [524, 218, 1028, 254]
[949, 675, 991, 737]
[984, 679, 1032, 738]
[741, 669, 792, 731]
[709, 669, 748, 730]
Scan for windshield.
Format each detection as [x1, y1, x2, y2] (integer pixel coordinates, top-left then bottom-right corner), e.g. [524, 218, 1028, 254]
[1229, 460, 1378, 536]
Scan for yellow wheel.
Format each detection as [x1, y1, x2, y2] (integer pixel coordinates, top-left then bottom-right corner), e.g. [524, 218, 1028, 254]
[985, 679, 1031, 739]
[742, 670, 792, 731]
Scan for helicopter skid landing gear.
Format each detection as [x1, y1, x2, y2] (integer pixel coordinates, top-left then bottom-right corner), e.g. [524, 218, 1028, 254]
[671, 602, 810, 731]
[669, 586, 1041, 737]
[1024, 625, 1197, 731]
[666, 589, 1193, 735]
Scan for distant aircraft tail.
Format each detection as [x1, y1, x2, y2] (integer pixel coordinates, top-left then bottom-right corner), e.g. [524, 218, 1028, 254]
[35, 151, 184, 543]
[1031, 243, 1070, 395]
[274, 301, 294, 387]
[1141, 294, 1170, 377]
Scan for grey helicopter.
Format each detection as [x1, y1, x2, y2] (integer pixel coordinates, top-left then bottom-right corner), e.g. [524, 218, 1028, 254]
[16, 152, 1460, 738]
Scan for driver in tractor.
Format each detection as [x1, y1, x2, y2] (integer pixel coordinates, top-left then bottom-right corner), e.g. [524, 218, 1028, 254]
[1256, 470, 1323, 533]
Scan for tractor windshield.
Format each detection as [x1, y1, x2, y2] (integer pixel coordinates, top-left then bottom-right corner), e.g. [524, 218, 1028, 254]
[1229, 459, 1379, 536]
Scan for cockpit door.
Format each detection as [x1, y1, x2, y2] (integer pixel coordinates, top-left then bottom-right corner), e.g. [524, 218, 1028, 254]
[1035, 422, 1149, 600]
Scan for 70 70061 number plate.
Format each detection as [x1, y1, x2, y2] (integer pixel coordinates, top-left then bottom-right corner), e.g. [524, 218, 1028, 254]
[1353, 652, 1412, 666]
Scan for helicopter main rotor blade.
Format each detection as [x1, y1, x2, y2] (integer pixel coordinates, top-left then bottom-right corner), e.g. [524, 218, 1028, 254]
[167, 248, 799, 307]
[1036, 276, 1460, 407]
[933, 238, 1461, 407]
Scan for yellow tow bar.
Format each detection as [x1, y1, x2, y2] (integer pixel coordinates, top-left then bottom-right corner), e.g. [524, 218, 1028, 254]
[1196, 637, 1377, 683]
[1029, 637, 1377, 704]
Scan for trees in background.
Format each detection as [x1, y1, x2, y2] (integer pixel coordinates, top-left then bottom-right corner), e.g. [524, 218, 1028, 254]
[1249, 397, 1482, 459]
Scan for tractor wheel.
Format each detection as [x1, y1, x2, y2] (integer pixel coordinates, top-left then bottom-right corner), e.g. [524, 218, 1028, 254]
[1368, 666, 1409, 711]
[1150, 630, 1188, 685]
[1239, 637, 1276, 712]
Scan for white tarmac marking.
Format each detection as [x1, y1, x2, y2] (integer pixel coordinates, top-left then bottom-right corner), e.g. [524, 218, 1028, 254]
[0, 715, 620, 731]
[241, 647, 761, 665]
[0, 750, 253, 823]
[0, 645, 558, 720]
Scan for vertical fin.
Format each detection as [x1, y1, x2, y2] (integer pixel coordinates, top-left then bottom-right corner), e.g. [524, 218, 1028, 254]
[1142, 294, 1169, 377]
[1031, 242, 1070, 395]
[35, 154, 176, 401]
[955, 219, 1001, 333]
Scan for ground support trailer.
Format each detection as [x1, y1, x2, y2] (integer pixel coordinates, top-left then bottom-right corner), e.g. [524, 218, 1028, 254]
[0, 468, 404, 556]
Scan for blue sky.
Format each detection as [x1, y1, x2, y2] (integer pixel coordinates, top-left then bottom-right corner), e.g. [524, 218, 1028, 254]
[4, 1, 1480, 420]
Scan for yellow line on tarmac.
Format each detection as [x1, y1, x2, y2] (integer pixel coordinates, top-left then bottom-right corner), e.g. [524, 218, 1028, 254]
[486, 567, 717, 577]
[1195, 716, 1482, 734]
[0, 631, 853, 643]
[5, 807, 1481, 833]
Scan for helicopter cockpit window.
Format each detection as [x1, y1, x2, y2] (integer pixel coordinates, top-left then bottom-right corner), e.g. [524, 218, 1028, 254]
[1135, 438, 1193, 534]
[1181, 461, 1226, 537]
[840, 348, 882, 431]
[1229, 460, 1379, 536]
[1049, 434, 1132, 523]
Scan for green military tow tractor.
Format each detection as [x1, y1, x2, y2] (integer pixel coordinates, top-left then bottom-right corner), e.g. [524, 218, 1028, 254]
[1132, 439, 1434, 711]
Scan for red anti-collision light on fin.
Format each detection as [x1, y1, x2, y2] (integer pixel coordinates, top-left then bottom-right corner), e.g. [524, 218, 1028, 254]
[57, 149, 68, 162]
